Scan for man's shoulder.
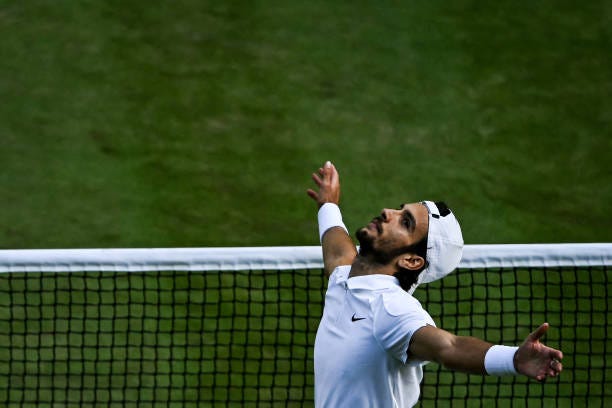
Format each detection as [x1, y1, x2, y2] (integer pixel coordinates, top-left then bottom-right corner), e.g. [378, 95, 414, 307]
[372, 285, 435, 355]
[379, 287, 426, 317]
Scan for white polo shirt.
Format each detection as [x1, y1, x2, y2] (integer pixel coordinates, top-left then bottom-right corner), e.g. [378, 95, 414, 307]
[314, 265, 435, 408]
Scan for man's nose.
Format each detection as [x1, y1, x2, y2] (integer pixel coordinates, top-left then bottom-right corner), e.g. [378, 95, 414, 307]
[381, 208, 394, 221]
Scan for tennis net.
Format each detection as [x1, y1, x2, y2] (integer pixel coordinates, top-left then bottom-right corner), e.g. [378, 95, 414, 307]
[0, 244, 610, 407]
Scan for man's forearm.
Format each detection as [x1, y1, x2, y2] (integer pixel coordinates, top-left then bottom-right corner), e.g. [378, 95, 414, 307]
[437, 335, 492, 375]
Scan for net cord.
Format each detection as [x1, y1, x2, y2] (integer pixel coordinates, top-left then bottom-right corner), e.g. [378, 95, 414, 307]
[0, 243, 610, 273]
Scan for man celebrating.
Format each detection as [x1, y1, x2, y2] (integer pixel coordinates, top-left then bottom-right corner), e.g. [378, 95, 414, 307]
[307, 161, 563, 407]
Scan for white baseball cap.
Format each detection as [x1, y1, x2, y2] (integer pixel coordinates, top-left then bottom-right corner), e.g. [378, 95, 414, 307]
[409, 201, 464, 294]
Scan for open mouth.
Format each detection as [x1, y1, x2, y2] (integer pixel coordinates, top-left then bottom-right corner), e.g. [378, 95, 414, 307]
[370, 217, 383, 234]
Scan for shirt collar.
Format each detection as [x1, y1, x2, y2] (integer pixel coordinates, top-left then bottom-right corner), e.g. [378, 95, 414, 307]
[346, 274, 400, 291]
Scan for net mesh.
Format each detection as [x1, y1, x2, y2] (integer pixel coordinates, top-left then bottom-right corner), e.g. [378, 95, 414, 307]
[0, 247, 610, 407]
[419, 265, 609, 407]
[1, 270, 322, 407]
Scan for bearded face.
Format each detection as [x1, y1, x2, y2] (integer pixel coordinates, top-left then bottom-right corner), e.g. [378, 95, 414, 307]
[357, 226, 415, 265]
[356, 204, 429, 267]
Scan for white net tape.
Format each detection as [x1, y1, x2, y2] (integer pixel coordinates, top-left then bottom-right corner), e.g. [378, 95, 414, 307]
[0, 244, 610, 273]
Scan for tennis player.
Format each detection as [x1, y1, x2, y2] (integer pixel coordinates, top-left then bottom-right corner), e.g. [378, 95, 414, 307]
[308, 161, 563, 407]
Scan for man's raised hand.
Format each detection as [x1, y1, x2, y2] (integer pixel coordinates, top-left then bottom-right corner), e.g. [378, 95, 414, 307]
[307, 161, 341, 208]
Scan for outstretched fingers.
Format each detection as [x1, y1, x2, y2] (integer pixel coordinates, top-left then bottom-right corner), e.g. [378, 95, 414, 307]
[527, 323, 563, 361]
[311, 163, 332, 184]
[306, 188, 319, 201]
[518, 323, 564, 381]
[307, 161, 341, 206]
[527, 322, 549, 343]
[329, 163, 339, 185]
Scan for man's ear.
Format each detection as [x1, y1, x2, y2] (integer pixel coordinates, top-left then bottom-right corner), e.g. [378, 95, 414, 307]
[397, 254, 425, 271]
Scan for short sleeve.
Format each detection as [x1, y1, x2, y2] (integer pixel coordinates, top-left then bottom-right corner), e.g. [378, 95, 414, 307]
[326, 265, 351, 288]
[373, 290, 435, 364]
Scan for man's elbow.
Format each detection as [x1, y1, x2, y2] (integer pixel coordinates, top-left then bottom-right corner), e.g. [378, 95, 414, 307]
[436, 347, 459, 371]
[431, 335, 464, 371]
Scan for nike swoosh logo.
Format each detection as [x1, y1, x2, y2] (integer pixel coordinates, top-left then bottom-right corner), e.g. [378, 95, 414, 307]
[351, 313, 366, 322]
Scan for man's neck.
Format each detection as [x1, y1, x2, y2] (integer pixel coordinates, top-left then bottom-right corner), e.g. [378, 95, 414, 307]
[349, 255, 397, 278]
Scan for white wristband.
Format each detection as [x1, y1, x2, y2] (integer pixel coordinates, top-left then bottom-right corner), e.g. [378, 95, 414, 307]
[318, 203, 348, 243]
[484, 345, 519, 376]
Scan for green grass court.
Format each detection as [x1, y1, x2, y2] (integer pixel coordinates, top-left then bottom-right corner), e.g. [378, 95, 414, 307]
[0, 1, 610, 406]
[0, 1, 610, 248]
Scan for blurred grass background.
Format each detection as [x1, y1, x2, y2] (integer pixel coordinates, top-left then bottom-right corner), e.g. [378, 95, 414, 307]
[0, 0, 610, 249]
